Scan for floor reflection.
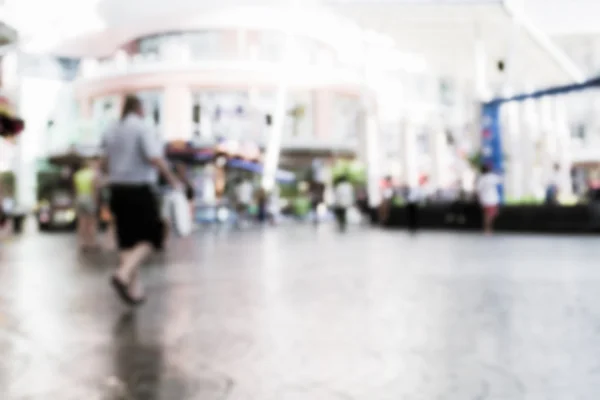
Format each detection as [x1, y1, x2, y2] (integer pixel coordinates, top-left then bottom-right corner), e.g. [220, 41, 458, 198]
[1, 229, 600, 399]
[111, 312, 162, 400]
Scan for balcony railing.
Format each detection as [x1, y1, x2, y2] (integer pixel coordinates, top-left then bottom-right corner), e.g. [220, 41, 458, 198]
[79, 52, 362, 86]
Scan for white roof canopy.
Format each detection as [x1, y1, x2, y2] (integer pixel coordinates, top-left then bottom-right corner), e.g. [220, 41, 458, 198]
[0, 0, 585, 92]
[325, 0, 584, 90]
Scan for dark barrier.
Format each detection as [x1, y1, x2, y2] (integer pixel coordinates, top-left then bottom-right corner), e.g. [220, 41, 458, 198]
[379, 203, 598, 234]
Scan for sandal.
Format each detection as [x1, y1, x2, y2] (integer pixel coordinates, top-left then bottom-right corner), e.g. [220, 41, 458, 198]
[110, 275, 145, 306]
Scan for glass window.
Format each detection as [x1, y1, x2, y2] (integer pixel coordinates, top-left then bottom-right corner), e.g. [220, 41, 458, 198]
[135, 31, 224, 60]
[333, 95, 360, 141]
[134, 90, 163, 133]
[190, 90, 316, 142]
[191, 91, 249, 140]
[92, 95, 120, 136]
[185, 32, 222, 60]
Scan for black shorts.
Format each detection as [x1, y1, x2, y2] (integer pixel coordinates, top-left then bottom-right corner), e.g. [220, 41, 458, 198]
[109, 184, 164, 250]
[185, 185, 195, 201]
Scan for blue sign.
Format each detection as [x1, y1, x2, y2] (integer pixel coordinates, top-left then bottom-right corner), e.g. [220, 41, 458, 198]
[481, 102, 504, 201]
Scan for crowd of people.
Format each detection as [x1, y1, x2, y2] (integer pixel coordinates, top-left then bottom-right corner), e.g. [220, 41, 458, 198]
[3, 93, 532, 306]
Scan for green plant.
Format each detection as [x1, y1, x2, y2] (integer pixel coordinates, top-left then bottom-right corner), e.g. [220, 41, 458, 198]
[504, 196, 543, 205]
[332, 159, 365, 185]
[467, 150, 508, 170]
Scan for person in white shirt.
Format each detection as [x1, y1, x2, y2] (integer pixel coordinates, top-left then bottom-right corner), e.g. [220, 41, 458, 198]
[333, 175, 355, 232]
[102, 95, 180, 305]
[476, 165, 501, 235]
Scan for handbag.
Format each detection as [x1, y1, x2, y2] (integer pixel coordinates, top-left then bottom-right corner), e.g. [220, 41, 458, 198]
[166, 190, 192, 237]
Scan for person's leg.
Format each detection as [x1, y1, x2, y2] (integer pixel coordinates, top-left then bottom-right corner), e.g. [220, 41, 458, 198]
[414, 205, 419, 230]
[104, 221, 116, 250]
[334, 207, 342, 230]
[129, 269, 145, 300]
[340, 208, 348, 231]
[82, 215, 91, 247]
[488, 207, 498, 234]
[77, 211, 85, 248]
[115, 242, 152, 285]
[188, 201, 194, 225]
[81, 214, 92, 248]
[88, 214, 98, 248]
[482, 207, 492, 234]
[408, 203, 416, 231]
[83, 202, 98, 248]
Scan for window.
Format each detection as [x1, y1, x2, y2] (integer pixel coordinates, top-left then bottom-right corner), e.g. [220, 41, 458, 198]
[92, 95, 120, 131]
[135, 31, 224, 60]
[134, 90, 164, 136]
[333, 95, 360, 141]
[285, 92, 314, 138]
[191, 91, 249, 140]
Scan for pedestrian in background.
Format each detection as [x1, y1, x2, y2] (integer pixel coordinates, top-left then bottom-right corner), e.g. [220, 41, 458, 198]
[333, 175, 355, 232]
[476, 164, 501, 235]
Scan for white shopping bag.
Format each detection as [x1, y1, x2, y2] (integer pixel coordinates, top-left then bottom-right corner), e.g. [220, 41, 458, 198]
[166, 190, 192, 237]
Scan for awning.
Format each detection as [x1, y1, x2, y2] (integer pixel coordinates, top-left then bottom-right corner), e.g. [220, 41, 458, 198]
[227, 159, 296, 183]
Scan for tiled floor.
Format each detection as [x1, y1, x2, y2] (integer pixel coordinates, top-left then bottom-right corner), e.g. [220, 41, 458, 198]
[1, 226, 600, 399]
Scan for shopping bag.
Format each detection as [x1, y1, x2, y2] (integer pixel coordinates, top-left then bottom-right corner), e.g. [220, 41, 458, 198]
[167, 190, 192, 237]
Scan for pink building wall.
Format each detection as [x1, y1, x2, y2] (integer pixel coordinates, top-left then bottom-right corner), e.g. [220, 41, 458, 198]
[76, 70, 361, 143]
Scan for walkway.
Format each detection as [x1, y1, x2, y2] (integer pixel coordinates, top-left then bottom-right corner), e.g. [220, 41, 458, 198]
[0, 227, 599, 399]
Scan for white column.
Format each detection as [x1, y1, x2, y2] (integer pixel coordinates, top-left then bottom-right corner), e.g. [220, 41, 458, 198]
[429, 114, 449, 190]
[14, 62, 63, 210]
[521, 97, 538, 198]
[500, 99, 517, 199]
[357, 98, 381, 207]
[262, 14, 296, 190]
[473, 25, 491, 101]
[554, 97, 573, 197]
[539, 96, 557, 187]
[401, 118, 419, 188]
[357, 38, 384, 207]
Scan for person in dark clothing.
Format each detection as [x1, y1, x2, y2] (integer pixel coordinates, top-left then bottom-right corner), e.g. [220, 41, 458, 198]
[174, 162, 196, 220]
[256, 187, 268, 223]
[309, 181, 324, 225]
[406, 186, 420, 232]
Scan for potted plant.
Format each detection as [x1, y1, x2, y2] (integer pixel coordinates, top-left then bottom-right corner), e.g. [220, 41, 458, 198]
[0, 95, 26, 234]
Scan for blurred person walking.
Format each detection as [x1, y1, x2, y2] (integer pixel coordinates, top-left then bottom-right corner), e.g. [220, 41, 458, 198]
[234, 177, 253, 226]
[333, 175, 354, 232]
[476, 165, 501, 235]
[545, 163, 560, 205]
[174, 162, 196, 222]
[309, 181, 324, 225]
[406, 185, 421, 233]
[74, 159, 100, 250]
[378, 176, 394, 224]
[102, 95, 180, 305]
